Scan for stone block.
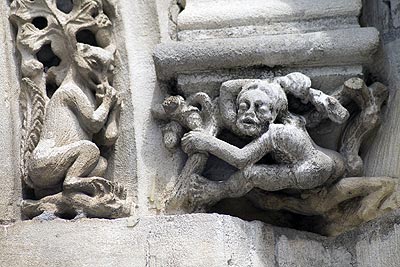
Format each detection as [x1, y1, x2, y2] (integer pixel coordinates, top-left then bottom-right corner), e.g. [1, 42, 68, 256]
[0, 1, 21, 223]
[154, 28, 379, 80]
[1, 212, 400, 266]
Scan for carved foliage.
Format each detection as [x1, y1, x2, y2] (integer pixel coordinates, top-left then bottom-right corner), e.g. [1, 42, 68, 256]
[11, 0, 114, 85]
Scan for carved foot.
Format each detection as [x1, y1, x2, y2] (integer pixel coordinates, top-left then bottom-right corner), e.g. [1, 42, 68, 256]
[357, 178, 396, 222]
[188, 174, 223, 212]
[309, 88, 349, 124]
[33, 211, 59, 221]
[22, 178, 129, 219]
[63, 176, 115, 196]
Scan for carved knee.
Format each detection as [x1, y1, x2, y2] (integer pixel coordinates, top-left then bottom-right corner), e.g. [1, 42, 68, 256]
[65, 140, 100, 178]
[294, 160, 333, 190]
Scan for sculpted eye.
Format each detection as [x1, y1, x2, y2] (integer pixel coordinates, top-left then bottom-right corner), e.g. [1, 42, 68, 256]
[238, 102, 248, 110]
[258, 105, 268, 113]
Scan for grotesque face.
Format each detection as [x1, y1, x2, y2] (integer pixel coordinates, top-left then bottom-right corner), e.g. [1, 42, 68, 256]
[236, 83, 285, 137]
[75, 43, 114, 91]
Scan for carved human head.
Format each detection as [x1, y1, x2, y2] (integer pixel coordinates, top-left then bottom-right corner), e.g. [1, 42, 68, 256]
[236, 81, 288, 137]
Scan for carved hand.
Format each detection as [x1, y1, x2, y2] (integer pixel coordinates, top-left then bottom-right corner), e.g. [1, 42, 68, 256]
[181, 129, 210, 155]
[97, 83, 118, 107]
[277, 72, 311, 100]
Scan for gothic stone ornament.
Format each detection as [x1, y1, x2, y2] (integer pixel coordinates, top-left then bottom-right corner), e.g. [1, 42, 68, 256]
[11, 0, 129, 219]
[155, 72, 393, 235]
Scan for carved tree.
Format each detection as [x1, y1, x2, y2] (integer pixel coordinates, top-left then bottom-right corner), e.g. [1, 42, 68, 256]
[10, 0, 129, 219]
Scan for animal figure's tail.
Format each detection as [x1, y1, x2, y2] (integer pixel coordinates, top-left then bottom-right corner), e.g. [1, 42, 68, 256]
[20, 77, 48, 189]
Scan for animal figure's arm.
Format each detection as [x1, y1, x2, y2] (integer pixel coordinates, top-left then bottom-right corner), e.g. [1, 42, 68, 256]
[66, 84, 117, 133]
[181, 130, 271, 169]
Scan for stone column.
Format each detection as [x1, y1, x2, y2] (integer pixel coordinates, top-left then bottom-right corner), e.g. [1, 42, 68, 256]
[0, 1, 21, 223]
[362, 0, 400, 177]
[117, 0, 183, 216]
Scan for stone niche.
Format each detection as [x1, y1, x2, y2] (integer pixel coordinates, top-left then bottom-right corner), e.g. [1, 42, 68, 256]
[2, 0, 400, 266]
[153, 0, 400, 237]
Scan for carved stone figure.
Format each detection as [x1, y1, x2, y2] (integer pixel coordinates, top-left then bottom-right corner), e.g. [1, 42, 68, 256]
[11, 0, 129, 219]
[181, 74, 348, 208]
[155, 71, 393, 235]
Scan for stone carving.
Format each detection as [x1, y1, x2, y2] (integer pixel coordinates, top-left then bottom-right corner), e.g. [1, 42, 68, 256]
[11, 0, 129, 219]
[155, 72, 393, 235]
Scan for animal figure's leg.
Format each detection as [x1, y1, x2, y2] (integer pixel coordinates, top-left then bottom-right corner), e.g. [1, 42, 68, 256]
[62, 141, 111, 193]
[88, 156, 108, 177]
[354, 177, 396, 220]
[29, 140, 101, 196]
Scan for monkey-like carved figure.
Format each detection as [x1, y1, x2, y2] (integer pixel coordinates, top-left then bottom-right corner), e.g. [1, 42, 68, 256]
[28, 45, 121, 198]
[181, 73, 350, 208]
[12, 0, 128, 218]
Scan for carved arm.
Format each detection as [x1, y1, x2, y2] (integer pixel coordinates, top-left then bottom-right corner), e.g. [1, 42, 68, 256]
[66, 85, 116, 134]
[182, 130, 271, 169]
[276, 72, 349, 124]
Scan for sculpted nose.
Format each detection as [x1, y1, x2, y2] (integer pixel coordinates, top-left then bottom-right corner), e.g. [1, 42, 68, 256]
[245, 106, 256, 117]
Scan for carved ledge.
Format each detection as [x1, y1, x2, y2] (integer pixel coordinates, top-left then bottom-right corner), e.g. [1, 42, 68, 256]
[154, 28, 379, 81]
[178, 0, 362, 41]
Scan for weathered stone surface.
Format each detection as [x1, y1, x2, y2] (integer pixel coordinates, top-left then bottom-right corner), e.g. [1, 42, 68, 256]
[1, 213, 400, 267]
[0, 214, 276, 267]
[361, 1, 400, 178]
[117, 0, 184, 216]
[1, 0, 399, 266]
[0, 1, 21, 223]
[176, 66, 363, 98]
[10, 0, 130, 219]
[179, 0, 361, 30]
[154, 71, 392, 235]
[178, 0, 362, 40]
[154, 28, 379, 80]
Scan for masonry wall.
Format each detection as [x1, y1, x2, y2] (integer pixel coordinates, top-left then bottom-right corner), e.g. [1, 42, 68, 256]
[1, 1, 400, 266]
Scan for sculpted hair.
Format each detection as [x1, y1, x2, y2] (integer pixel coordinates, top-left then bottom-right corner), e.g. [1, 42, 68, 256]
[237, 81, 289, 121]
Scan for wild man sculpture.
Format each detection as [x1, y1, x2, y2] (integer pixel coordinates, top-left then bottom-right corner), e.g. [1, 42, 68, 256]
[155, 72, 394, 235]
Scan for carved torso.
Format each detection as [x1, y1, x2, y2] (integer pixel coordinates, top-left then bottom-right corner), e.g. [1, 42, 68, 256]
[39, 83, 94, 146]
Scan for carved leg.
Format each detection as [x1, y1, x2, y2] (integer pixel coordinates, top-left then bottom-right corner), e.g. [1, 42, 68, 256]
[61, 141, 109, 193]
[88, 156, 108, 177]
[188, 171, 251, 210]
[29, 140, 100, 191]
[246, 189, 321, 216]
[355, 178, 396, 221]
[248, 156, 333, 191]
[247, 177, 396, 219]
[306, 177, 396, 222]
[189, 157, 334, 211]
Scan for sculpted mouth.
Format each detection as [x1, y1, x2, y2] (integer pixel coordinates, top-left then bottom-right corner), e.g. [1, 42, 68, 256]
[241, 117, 257, 125]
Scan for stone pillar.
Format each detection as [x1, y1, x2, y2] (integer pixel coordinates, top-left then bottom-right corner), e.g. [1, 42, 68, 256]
[117, 0, 183, 216]
[0, 1, 21, 223]
[362, 1, 400, 177]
